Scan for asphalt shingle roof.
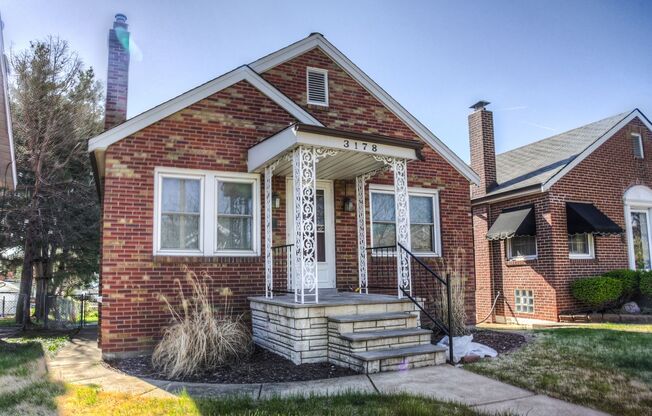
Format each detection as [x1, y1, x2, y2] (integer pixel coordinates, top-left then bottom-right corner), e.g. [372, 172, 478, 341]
[485, 111, 633, 198]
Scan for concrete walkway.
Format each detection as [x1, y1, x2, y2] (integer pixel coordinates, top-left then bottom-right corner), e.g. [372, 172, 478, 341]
[47, 328, 609, 416]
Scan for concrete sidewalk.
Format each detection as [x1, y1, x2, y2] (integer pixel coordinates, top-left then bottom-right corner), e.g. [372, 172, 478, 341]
[47, 328, 609, 416]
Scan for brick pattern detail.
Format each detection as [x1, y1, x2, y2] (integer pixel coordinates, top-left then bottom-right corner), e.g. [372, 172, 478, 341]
[473, 117, 652, 322]
[104, 19, 130, 130]
[99, 49, 476, 357]
[468, 109, 497, 198]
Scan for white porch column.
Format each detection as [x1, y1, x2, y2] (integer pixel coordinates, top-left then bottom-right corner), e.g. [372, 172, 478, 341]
[355, 175, 368, 294]
[264, 163, 277, 298]
[292, 146, 318, 304]
[392, 158, 411, 297]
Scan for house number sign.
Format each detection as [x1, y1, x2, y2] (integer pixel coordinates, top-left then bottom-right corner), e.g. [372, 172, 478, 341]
[342, 139, 378, 152]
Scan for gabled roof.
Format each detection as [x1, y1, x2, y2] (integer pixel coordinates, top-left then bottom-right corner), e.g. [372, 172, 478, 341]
[250, 34, 479, 184]
[481, 109, 652, 200]
[88, 33, 479, 185]
[88, 66, 321, 151]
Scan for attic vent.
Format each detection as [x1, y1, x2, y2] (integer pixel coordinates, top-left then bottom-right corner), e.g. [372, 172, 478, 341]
[306, 67, 328, 106]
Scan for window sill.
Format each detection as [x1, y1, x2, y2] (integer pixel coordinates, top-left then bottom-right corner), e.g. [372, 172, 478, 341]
[153, 255, 261, 264]
[569, 256, 597, 263]
[506, 258, 538, 267]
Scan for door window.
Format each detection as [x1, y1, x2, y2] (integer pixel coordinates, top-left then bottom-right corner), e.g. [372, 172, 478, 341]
[316, 189, 326, 262]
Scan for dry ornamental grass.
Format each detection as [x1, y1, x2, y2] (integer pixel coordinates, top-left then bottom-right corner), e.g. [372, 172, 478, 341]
[152, 267, 252, 379]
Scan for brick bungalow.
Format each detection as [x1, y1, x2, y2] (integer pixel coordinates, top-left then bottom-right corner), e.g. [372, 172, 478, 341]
[89, 15, 479, 365]
[470, 101, 652, 323]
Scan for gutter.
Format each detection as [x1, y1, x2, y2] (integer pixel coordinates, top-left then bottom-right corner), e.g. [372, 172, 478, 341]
[90, 151, 103, 202]
[471, 184, 542, 206]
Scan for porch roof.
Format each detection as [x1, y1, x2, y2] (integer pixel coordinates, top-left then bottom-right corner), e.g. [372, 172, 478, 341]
[248, 123, 424, 179]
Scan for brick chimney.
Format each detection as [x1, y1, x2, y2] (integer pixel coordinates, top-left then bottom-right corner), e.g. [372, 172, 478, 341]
[468, 100, 497, 198]
[104, 14, 130, 130]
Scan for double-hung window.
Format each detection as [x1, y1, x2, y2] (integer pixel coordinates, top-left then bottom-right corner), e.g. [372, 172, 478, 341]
[159, 175, 203, 252]
[568, 233, 594, 259]
[369, 185, 441, 256]
[506, 235, 537, 261]
[155, 168, 260, 256]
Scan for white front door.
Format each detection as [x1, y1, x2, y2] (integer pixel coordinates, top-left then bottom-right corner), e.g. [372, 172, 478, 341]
[286, 179, 336, 289]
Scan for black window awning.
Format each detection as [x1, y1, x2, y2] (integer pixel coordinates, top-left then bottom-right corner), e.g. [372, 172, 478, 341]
[566, 202, 623, 235]
[486, 206, 536, 241]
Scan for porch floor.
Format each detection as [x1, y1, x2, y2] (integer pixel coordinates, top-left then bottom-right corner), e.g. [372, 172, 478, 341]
[248, 291, 410, 308]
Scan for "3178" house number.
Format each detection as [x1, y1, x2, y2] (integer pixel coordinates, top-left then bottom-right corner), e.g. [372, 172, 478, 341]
[342, 140, 378, 152]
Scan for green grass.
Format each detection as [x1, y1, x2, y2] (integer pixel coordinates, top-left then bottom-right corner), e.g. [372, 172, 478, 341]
[60, 387, 499, 416]
[0, 332, 500, 416]
[0, 337, 66, 415]
[0, 317, 17, 327]
[467, 324, 652, 416]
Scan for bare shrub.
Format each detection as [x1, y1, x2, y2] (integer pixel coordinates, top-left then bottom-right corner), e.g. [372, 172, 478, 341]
[152, 267, 252, 379]
[433, 246, 470, 336]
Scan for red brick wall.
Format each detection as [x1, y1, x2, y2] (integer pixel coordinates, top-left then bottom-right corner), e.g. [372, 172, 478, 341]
[100, 49, 476, 357]
[474, 117, 652, 322]
[468, 109, 497, 198]
[474, 194, 559, 322]
[550, 117, 652, 313]
[261, 48, 417, 140]
[100, 80, 297, 357]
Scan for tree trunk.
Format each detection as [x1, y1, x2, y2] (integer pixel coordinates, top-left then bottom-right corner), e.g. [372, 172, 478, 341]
[16, 235, 34, 326]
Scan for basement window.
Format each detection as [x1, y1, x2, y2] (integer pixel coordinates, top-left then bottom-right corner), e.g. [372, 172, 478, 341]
[632, 133, 644, 159]
[514, 289, 534, 314]
[306, 67, 328, 106]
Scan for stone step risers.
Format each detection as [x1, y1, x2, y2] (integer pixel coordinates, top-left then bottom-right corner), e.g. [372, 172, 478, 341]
[328, 312, 419, 334]
[329, 342, 447, 374]
[330, 327, 432, 353]
[351, 344, 447, 373]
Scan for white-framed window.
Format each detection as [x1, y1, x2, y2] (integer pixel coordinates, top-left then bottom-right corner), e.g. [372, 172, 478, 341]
[157, 173, 204, 253]
[306, 67, 328, 106]
[154, 168, 260, 257]
[568, 233, 595, 259]
[369, 185, 441, 256]
[514, 289, 534, 314]
[506, 235, 537, 261]
[632, 133, 644, 159]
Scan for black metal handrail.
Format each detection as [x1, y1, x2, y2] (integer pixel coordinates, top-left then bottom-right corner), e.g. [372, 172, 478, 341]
[271, 243, 294, 295]
[366, 243, 454, 364]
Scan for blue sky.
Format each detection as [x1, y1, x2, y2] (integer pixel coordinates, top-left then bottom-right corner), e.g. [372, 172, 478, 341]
[2, 0, 651, 161]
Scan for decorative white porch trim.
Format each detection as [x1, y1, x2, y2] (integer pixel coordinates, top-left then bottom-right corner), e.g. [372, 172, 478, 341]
[292, 146, 318, 303]
[264, 159, 281, 298]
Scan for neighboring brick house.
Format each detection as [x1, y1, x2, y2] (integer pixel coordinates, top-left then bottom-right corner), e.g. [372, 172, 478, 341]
[471, 101, 652, 323]
[89, 16, 479, 359]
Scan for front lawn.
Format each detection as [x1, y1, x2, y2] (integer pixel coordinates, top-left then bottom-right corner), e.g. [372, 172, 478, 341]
[1, 333, 501, 416]
[467, 324, 652, 416]
[59, 387, 499, 416]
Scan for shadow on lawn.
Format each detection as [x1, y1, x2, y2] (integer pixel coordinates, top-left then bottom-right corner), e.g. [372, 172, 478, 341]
[0, 339, 67, 414]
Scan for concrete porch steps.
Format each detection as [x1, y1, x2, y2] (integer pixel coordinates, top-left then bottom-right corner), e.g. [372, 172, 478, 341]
[327, 310, 446, 374]
[351, 344, 447, 373]
[328, 311, 419, 334]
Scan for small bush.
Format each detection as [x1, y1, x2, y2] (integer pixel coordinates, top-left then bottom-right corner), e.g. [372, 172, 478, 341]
[603, 269, 640, 300]
[152, 267, 252, 379]
[640, 271, 652, 298]
[571, 276, 623, 311]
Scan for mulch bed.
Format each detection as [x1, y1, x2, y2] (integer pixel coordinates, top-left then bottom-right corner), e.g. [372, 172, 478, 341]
[470, 329, 527, 354]
[106, 345, 359, 384]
